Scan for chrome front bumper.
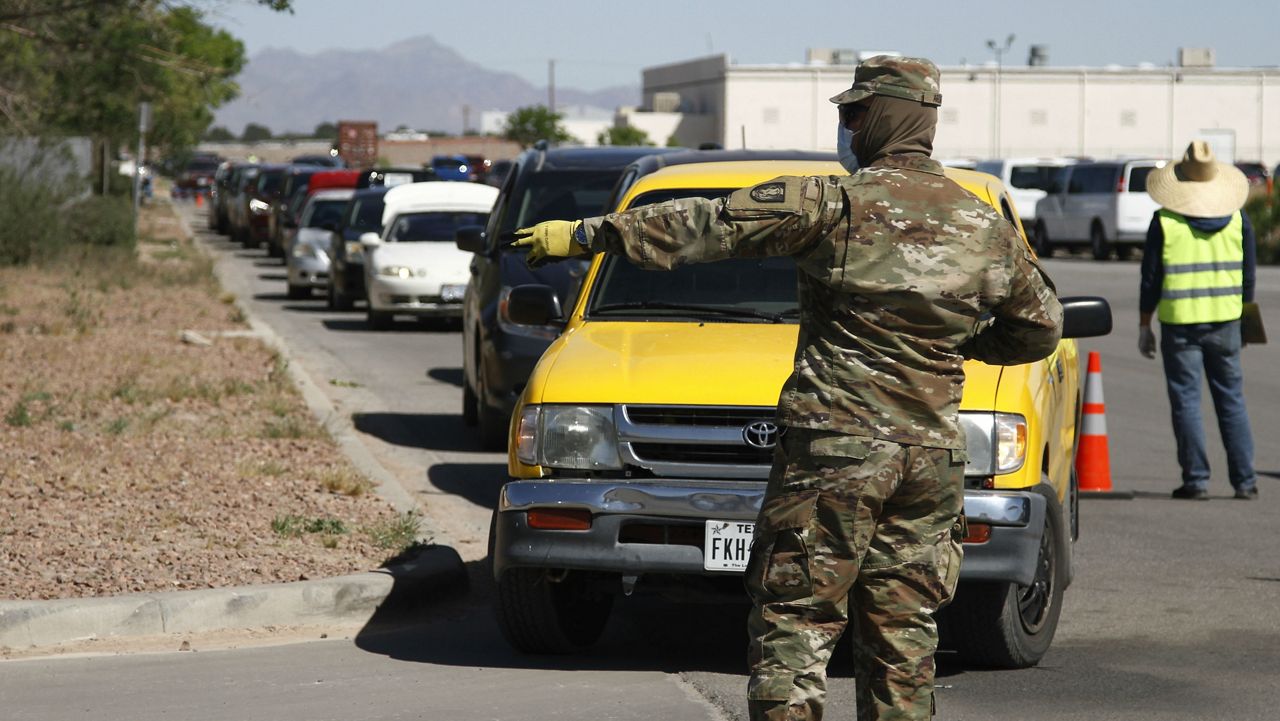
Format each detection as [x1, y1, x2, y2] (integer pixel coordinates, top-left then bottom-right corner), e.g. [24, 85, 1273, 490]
[493, 479, 1046, 585]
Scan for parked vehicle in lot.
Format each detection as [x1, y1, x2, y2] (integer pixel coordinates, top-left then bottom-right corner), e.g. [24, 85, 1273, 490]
[455, 145, 683, 449]
[490, 158, 1113, 668]
[360, 182, 497, 329]
[973, 157, 1077, 226]
[286, 188, 353, 300]
[326, 186, 389, 310]
[1033, 159, 1164, 259]
[485, 159, 513, 188]
[291, 153, 345, 168]
[1234, 161, 1271, 198]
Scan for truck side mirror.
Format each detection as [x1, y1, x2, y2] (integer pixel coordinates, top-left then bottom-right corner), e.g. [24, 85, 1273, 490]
[1060, 296, 1112, 338]
[360, 231, 382, 247]
[506, 284, 563, 326]
[455, 225, 486, 254]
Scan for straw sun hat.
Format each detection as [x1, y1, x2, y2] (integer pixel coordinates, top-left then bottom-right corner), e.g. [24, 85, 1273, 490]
[1146, 140, 1249, 217]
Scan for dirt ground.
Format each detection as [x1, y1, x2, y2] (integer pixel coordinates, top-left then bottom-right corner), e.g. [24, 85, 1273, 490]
[0, 200, 415, 601]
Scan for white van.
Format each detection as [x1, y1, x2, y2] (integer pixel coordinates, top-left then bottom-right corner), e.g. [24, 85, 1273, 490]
[973, 157, 1078, 227]
[1032, 159, 1165, 260]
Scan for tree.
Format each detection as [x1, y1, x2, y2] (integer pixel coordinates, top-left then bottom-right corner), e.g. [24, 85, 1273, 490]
[502, 106, 572, 148]
[241, 122, 272, 142]
[204, 125, 234, 141]
[312, 121, 337, 139]
[597, 125, 652, 147]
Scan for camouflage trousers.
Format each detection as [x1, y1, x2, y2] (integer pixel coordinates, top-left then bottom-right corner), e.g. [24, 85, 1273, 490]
[745, 429, 965, 721]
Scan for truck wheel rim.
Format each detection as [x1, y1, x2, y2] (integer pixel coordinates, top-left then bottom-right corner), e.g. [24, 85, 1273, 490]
[1017, 526, 1055, 633]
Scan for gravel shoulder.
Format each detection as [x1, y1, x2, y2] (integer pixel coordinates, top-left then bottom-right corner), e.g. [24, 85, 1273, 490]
[1, 200, 419, 601]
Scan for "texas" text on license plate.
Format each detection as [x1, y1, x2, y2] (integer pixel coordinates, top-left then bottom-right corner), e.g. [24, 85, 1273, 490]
[704, 520, 755, 572]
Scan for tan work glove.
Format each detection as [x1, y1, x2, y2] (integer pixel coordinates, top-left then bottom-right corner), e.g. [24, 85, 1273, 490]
[511, 220, 587, 267]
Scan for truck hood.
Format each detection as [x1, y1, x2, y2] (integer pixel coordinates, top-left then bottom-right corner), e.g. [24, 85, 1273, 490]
[534, 321, 1003, 410]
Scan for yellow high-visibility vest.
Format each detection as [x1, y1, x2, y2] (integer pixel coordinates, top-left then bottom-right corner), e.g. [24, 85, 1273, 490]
[1157, 210, 1244, 325]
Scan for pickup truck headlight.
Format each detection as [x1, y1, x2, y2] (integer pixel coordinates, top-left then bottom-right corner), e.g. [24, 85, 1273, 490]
[516, 404, 623, 470]
[249, 198, 270, 214]
[960, 412, 1027, 476]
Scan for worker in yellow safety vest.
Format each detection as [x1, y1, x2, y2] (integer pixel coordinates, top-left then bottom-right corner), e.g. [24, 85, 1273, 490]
[1138, 140, 1258, 501]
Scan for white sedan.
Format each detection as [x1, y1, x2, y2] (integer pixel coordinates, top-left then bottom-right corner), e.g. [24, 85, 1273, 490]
[362, 182, 498, 329]
[287, 188, 354, 300]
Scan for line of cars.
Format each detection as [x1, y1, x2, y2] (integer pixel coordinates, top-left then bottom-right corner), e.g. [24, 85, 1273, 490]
[205, 142, 1112, 669]
[206, 157, 496, 328]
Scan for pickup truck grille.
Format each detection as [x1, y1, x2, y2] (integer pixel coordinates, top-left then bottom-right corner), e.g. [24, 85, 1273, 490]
[624, 406, 774, 427]
[630, 443, 775, 466]
[616, 404, 777, 480]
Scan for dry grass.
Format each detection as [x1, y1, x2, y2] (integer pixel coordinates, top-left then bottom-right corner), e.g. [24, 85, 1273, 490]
[0, 200, 408, 601]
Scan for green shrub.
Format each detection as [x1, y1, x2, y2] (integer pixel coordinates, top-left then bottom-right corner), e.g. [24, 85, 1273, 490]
[65, 195, 135, 250]
[1244, 191, 1280, 264]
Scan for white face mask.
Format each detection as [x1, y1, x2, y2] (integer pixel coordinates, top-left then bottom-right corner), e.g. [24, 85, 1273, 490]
[837, 124, 859, 174]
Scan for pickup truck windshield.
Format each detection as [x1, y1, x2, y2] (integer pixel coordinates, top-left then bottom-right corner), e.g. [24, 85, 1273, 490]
[587, 188, 800, 322]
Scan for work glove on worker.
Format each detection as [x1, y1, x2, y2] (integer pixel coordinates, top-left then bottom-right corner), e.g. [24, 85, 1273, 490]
[1138, 325, 1156, 359]
[511, 220, 588, 267]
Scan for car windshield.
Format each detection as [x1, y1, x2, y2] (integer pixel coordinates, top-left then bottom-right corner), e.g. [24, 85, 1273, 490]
[388, 211, 490, 242]
[345, 195, 386, 232]
[497, 170, 621, 243]
[257, 171, 286, 196]
[301, 199, 348, 228]
[186, 160, 219, 173]
[587, 188, 800, 323]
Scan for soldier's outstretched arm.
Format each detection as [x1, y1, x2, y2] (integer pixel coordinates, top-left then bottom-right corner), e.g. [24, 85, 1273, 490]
[581, 176, 845, 270]
[960, 229, 1064, 365]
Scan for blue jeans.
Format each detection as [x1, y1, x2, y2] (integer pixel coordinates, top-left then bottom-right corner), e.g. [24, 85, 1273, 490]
[1160, 320, 1256, 491]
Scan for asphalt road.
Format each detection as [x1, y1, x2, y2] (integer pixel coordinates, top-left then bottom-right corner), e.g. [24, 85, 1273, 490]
[4, 202, 1279, 721]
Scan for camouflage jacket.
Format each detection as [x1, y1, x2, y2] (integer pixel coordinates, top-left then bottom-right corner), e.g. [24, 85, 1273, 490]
[581, 154, 1063, 448]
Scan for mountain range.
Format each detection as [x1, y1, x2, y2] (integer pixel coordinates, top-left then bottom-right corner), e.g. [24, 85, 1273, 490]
[212, 35, 640, 136]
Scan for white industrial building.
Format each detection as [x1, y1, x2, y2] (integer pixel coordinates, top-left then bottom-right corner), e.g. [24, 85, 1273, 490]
[632, 49, 1280, 165]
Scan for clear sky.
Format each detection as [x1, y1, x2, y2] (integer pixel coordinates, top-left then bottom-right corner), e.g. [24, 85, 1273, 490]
[207, 0, 1280, 92]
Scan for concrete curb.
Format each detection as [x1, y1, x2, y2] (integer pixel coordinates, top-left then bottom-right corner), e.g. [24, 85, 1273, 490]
[0, 546, 466, 650]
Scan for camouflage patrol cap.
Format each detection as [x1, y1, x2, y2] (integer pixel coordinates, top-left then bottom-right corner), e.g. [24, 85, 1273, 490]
[829, 55, 943, 107]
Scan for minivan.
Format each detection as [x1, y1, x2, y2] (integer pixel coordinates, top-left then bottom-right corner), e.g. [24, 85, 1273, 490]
[1032, 159, 1164, 260]
[973, 157, 1078, 229]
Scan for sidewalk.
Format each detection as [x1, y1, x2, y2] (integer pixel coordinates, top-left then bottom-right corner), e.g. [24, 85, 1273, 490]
[1, 196, 466, 655]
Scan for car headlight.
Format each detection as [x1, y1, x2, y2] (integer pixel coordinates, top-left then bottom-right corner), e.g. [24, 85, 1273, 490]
[379, 265, 413, 279]
[497, 286, 559, 340]
[249, 198, 270, 214]
[344, 241, 365, 263]
[440, 283, 466, 302]
[960, 412, 1027, 476]
[292, 242, 326, 261]
[516, 404, 622, 470]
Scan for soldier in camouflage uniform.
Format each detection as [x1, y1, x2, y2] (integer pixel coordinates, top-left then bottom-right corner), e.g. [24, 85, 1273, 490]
[514, 56, 1063, 720]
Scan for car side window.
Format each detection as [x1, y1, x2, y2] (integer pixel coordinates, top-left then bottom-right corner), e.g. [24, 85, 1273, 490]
[485, 162, 522, 251]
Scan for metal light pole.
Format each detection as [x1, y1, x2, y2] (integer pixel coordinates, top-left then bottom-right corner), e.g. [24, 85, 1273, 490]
[132, 101, 151, 238]
[986, 34, 1015, 157]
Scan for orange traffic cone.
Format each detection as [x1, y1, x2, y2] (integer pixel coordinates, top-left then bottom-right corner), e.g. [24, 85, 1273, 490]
[195, 192, 204, 207]
[1076, 351, 1131, 498]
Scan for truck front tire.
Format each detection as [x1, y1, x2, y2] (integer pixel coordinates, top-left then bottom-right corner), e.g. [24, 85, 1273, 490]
[495, 567, 614, 654]
[939, 492, 1066, 668]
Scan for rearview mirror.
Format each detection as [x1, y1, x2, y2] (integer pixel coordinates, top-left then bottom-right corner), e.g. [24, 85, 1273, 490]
[360, 231, 381, 247]
[1060, 296, 1112, 339]
[507, 284, 563, 326]
[455, 225, 486, 254]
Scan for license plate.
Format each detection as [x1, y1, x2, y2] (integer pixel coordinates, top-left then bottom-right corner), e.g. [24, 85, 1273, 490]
[440, 284, 466, 302]
[704, 520, 755, 572]
[382, 172, 413, 187]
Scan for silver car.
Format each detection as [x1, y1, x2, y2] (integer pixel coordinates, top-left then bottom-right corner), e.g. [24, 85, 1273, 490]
[287, 189, 354, 300]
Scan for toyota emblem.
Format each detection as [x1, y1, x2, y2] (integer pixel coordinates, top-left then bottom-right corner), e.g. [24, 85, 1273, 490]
[742, 420, 781, 450]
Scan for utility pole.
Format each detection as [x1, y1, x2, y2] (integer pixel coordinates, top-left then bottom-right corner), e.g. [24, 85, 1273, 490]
[462, 104, 471, 136]
[132, 101, 151, 238]
[548, 59, 556, 115]
[986, 34, 1015, 157]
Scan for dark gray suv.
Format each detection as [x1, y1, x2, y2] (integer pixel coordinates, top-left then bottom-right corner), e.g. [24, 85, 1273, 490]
[455, 145, 682, 449]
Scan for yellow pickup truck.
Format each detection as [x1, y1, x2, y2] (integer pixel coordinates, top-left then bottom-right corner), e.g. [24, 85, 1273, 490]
[490, 158, 1112, 667]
